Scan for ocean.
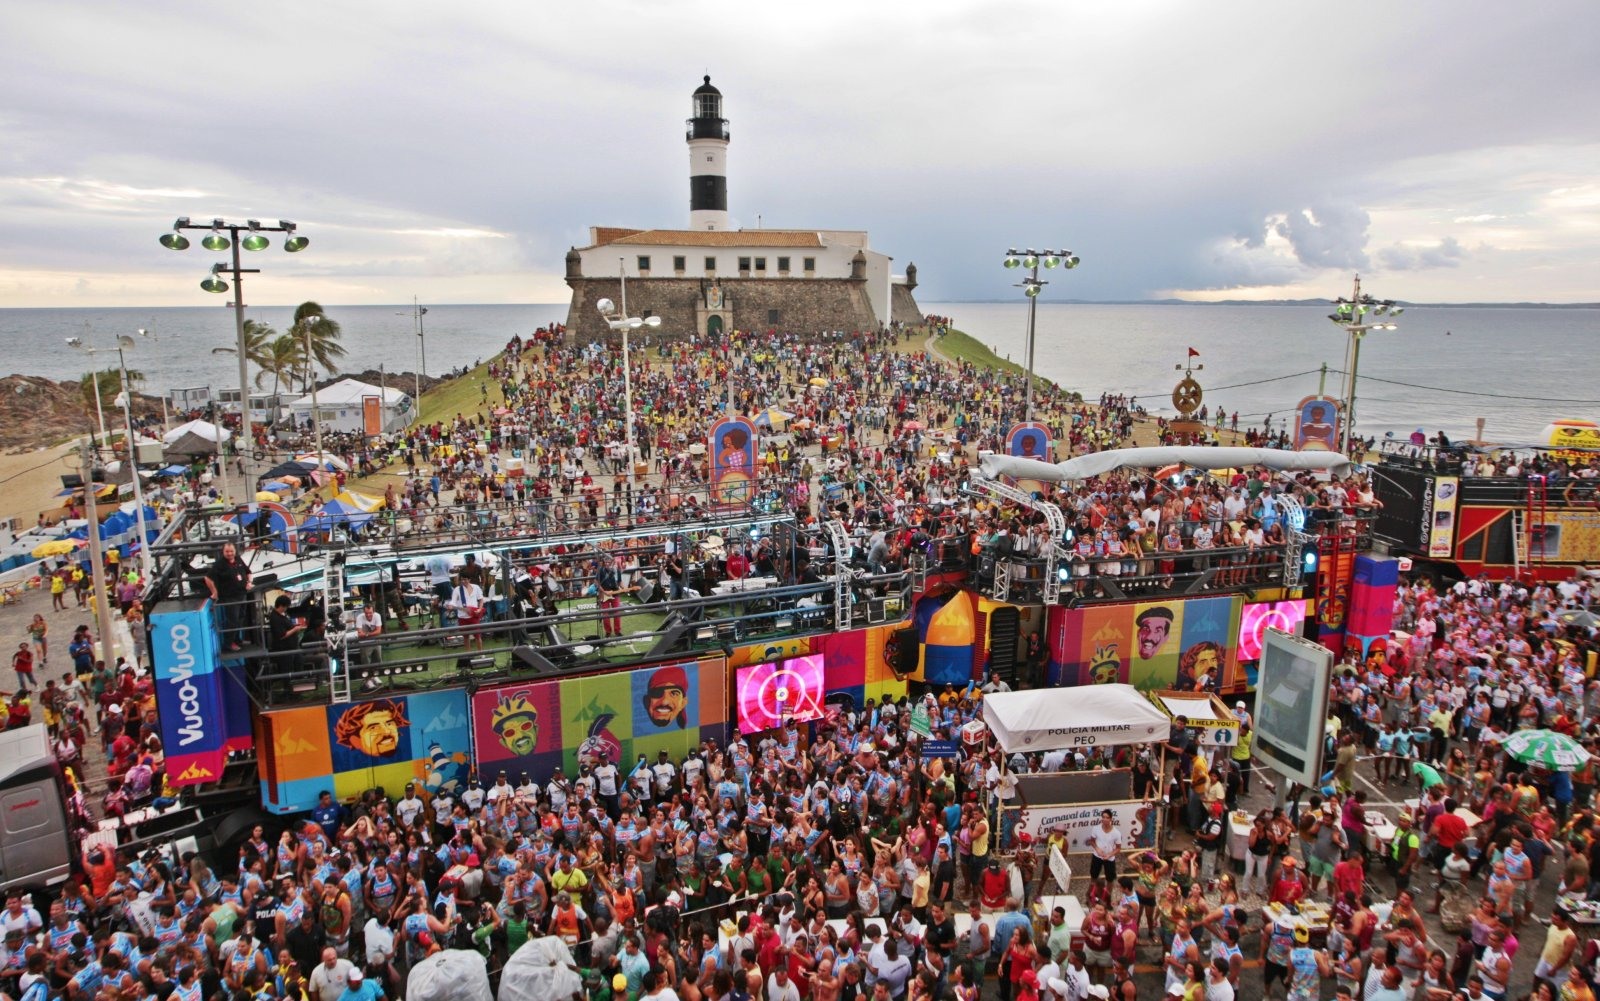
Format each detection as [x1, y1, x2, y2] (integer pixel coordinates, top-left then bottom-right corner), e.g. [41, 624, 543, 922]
[1, 301, 1593, 442]
[937, 302, 1600, 442]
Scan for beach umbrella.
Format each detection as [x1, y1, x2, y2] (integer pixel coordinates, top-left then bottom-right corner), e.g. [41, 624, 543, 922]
[903, 420, 925, 431]
[1556, 608, 1600, 630]
[1502, 729, 1590, 772]
[255, 490, 281, 502]
[31, 539, 79, 558]
[808, 377, 828, 387]
[261, 480, 294, 493]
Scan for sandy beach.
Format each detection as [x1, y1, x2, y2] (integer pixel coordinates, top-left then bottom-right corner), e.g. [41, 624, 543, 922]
[0, 441, 83, 532]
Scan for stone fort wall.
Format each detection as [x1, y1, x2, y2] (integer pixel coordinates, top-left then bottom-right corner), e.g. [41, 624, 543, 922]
[563, 277, 921, 343]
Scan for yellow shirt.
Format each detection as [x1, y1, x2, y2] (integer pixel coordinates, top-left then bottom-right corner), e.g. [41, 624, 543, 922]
[971, 819, 990, 857]
[1231, 729, 1253, 763]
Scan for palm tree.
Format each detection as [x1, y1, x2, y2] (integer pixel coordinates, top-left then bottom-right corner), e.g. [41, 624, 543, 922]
[256, 335, 306, 396]
[240, 318, 278, 371]
[289, 301, 345, 389]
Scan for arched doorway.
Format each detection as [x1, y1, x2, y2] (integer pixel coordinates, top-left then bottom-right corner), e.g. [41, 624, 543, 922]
[706, 314, 724, 338]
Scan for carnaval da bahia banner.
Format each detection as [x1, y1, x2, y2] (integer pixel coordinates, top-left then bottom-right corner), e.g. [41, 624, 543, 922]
[1009, 800, 1160, 852]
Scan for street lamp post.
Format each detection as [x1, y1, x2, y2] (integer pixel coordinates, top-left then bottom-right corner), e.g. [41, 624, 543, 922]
[300, 313, 326, 463]
[70, 331, 155, 581]
[596, 263, 661, 491]
[159, 217, 308, 492]
[1327, 275, 1402, 454]
[78, 443, 118, 670]
[1002, 248, 1079, 424]
[412, 299, 427, 423]
[396, 298, 428, 423]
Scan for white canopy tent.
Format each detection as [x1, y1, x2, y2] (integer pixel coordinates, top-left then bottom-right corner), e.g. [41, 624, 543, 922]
[978, 445, 1356, 483]
[161, 419, 232, 445]
[287, 378, 414, 434]
[982, 684, 1172, 753]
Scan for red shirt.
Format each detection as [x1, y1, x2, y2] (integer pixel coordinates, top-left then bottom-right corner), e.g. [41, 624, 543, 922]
[1270, 873, 1306, 906]
[1332, 859, 1365, 899]
[1432, 812, 1469, 850]
[980, 866, 1011, 909]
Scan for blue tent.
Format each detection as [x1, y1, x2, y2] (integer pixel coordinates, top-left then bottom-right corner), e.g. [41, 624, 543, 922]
[298, 499, 374, 535]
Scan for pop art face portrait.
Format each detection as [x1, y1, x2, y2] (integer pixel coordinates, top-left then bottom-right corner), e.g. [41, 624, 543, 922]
[639, 664, 691, 729]
[333, 699, 409, 758]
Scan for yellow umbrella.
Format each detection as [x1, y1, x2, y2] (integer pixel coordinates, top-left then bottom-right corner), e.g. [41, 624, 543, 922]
[808, 377, 828, 387]
[255, 490, 281, 502]
[32, 539, 78, 558]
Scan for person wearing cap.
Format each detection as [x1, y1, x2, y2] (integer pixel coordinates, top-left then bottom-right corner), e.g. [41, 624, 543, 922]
[336, 965, 384, 1001]
[1268, 856, 1305, 907]
[1387, 812, 1420, 894]
[1286, 924, 1328, 1001]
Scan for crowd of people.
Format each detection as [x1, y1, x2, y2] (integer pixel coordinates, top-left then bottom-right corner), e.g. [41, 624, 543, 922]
[10, 317, 1600, 1001]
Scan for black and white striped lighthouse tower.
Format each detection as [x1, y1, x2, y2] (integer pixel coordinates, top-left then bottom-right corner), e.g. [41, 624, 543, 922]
[687, 76, 730, 231]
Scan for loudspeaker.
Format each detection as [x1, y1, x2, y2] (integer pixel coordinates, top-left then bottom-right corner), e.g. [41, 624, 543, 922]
[646, 612, 692, 660]
[888, 626, 919, 674]
[456, 654, 496, 671]
[511, 646, 567, 677]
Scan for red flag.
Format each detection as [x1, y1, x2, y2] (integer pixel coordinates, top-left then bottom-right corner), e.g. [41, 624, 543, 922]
[1187, 347, 1200, 357]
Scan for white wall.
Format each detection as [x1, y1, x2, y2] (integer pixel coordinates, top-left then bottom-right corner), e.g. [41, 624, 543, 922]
[578, 234, 868, 281]
[862, 249, 893, 330]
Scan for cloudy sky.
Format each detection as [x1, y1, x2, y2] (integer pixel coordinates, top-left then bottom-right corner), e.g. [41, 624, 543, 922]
[2, 1, 1597, 307]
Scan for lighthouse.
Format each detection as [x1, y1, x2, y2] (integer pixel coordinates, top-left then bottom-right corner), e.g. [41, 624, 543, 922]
[686, 75, 729, 231]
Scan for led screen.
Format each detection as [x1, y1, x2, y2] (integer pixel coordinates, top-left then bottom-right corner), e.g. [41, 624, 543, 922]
[1252, 628, 1333, 788]
[1238, 599, 1309, 661]
[735, 654, 827, 734]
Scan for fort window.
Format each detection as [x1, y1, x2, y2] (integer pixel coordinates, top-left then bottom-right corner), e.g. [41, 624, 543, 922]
[673, 256, 686, 272]
[777, 256, 790, 273]
[636, 255, 651, 272]
[803, 257, 816, 272]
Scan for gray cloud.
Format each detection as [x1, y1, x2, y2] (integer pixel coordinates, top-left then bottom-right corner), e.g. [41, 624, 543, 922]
[1273, 203, 1371, 271]
[1377, 236, 1468, 271]
[0, 1, 1597, 304]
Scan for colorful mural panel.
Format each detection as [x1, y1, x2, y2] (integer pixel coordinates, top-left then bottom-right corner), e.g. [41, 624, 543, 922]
[471, 658, 728, 786]
[258, 689, 472, 814]
[1048, 595, 1244, 694]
